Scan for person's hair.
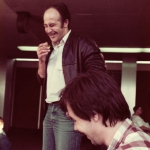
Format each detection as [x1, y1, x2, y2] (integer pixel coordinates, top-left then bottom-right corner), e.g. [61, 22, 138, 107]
[45, 3, 71, 28]
[133, 105, 141, 112]
[0, 117, 4, 124]
[59, 71, 131, 127]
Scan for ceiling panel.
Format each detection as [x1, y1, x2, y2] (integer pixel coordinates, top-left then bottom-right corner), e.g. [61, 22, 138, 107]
[1, 0, 150, 60]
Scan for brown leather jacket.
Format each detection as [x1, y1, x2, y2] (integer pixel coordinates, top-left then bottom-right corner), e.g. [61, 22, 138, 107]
[37, 31, 106, 117]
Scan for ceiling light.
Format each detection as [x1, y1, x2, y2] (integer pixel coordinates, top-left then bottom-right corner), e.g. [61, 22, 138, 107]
[100, 48, 150, 53]
[14, 59, 150, 65]
[105, 60, 122, 63]
[18, 46, 37, 51]
[137, 61, 150, 64]
[15, 58, 38, 61]
[18, 46, 150, 53]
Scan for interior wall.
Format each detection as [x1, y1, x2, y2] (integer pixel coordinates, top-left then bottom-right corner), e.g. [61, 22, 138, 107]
[2, 58, 150, 131]
[12, 67, 41, 129]
[136, 71, 150, 124]
[0, 58, 7, 117]
[121, 57, 137, 115]
[3, 59, 15, 131]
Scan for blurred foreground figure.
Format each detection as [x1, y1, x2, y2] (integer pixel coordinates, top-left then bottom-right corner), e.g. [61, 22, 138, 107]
[60, 71, 150, 149]
[0, 117, 11, 150]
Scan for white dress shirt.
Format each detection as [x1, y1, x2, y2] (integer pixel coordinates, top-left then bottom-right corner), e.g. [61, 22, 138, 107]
[45, 30, 71, 103]
[131, 115, 150, 128]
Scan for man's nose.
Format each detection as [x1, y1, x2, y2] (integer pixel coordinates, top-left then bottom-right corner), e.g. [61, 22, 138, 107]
[46, 26, 52, 33]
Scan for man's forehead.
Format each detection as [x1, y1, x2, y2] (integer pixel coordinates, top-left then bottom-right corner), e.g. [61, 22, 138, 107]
[44, 8, 60, 17]
[43, 9, 61, 23]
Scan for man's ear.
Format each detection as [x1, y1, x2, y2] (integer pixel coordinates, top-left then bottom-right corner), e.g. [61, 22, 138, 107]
[64, 19, 69, 28]
[93, 112, 102, 122]
[93, 114, 99, 122]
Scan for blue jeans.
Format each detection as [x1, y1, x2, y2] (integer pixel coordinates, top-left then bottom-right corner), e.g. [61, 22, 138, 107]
[42, 103, 82, 150]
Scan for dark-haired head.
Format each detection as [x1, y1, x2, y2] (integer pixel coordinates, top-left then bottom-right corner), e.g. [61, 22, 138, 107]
[133, 105, 141, 112]
[45, 3, 71, 29]
[59, 71, 131, 127]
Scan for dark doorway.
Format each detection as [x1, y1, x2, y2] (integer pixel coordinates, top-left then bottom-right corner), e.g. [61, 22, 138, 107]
[136, 71, 150, 124]
[12, 67, 41, 129]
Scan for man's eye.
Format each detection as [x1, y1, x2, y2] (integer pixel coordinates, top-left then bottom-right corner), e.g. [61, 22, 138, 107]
[44, 25, 47, 28]
[50, 24, 55, 27]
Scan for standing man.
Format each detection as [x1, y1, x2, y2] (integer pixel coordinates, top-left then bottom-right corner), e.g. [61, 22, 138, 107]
[59, 71, 150, 149]
[36, 3, 106, 150]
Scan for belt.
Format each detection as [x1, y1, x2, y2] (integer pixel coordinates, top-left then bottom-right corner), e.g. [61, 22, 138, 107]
[50, 101, 59, 105]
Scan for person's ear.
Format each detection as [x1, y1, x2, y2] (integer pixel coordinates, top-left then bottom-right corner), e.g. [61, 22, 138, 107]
[93, 114, 99, 122]
[63, 19, 69, 28]
[93, 112, 102, 122]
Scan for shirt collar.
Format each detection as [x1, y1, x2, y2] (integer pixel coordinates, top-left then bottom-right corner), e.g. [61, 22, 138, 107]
[63, 30, 71, 44]
[52, 30, 71, 48]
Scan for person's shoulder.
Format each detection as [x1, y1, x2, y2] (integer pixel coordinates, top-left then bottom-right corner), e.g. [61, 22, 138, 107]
[119, 120, 150, 149]
[119, 129, 149, 149]
[70, 31, 97, 46]
[125, 126, 150, 142]
[0, 138, 11, 150]
[131, 115, 141, 120]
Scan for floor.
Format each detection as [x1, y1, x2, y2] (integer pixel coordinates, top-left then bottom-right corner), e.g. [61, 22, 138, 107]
[7, 128, 42, 150]
[7, 128, 107, 150]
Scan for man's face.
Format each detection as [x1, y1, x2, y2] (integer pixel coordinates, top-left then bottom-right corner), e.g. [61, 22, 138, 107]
[43, 8, 68, 45]
[0, 122, 4, 131]
[138, 107, 143, 115]
[67, 103, 104, 146]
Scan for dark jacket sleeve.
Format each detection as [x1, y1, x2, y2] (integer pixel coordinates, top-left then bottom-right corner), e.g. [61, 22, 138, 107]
[62, 32, 106, 84]
[79, 35, 106, 72]
[36, 72, 44, 85]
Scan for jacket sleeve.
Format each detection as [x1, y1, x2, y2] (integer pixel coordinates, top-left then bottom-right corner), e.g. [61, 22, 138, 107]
[36, 71, 44, 85]
[80, 35, 106, 72]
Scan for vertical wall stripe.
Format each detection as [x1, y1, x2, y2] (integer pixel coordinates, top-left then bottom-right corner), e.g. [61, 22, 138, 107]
[121, 57, 137, 115]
